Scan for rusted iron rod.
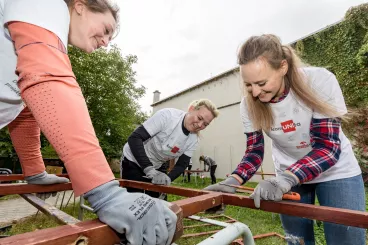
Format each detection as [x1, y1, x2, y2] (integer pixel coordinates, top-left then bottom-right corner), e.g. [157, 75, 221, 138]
[119, 179, 206, 197]
[0, 179, 367, 245]
[0, 220, 121, 245]
[2, 180, 368, 229]
[0, 174, 69, 182]
[0, 183, 72, 195]
[222, 193, 368, 229]
[173, 193, 223, 217]
[20, 193, 79, 225]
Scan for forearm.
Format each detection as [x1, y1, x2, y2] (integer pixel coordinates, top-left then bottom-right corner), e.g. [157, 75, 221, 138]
[232, 130, 264, 183]
[127, 125, 153, 170]
[287, 118, 341, 183]
[168, 155, 190, 181]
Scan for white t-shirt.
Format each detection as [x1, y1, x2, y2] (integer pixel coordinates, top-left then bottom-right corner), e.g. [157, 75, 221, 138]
[123, 108, 199, 169]
[240, 67, 361, 183]
[0, 0, 70, 129]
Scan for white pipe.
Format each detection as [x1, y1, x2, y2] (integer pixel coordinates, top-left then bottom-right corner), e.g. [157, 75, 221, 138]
[188, 215, 229, 227]
[197, 222, 255, 245]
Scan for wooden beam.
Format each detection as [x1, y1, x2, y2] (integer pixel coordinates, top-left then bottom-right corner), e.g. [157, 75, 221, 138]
[20, 193, 79, 225]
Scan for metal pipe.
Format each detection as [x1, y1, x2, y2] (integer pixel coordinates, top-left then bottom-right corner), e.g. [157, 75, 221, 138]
[81, 204, 94, 212]
[188, 215, 229, 227]
[197, 222, 255, 245]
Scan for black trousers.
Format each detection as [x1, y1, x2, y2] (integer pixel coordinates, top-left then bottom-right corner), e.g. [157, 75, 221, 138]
[182, 165, 192, 182]
[210, 165, 217, 184]
[121, 157, 166, 198]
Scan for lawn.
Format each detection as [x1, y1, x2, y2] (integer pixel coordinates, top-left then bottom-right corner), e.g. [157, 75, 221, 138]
[0, 176, 367, 245]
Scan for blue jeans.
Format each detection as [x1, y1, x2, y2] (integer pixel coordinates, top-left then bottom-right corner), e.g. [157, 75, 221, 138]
[280, 174, 366, 245]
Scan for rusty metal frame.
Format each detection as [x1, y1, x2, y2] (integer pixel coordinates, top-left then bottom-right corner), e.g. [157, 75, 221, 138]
[0, 177, 368, 244]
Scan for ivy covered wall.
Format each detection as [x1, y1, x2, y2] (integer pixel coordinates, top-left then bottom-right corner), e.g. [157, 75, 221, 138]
[294, 3, 368, 169]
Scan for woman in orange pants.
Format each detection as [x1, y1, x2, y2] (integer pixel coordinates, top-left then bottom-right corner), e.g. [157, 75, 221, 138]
[0, 1, 176, 244]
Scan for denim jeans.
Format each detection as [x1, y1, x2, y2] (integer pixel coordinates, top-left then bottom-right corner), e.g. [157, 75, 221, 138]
[280, 174, 366, 245]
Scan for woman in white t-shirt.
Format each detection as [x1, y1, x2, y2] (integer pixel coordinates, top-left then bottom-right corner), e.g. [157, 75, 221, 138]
[205, 34, 365, 245]
[121, 99, 219, 197]
[0, 1, 178, 244]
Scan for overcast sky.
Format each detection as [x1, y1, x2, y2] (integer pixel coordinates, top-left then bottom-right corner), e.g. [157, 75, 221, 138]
[112, 0, 367, 113]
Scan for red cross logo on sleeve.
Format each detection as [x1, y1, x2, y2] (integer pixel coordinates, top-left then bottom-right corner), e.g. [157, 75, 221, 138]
[171, 146, 180, 153]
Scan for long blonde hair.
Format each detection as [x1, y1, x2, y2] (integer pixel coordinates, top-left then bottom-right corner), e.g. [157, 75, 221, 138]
[238, 34, 343, 131]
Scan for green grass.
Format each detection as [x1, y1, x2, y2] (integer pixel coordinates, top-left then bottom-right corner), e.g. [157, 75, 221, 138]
[0, 202, 97, 237]
[0, 176, 367, 245]
[0, 194, 20, 202]
[170, 177, 284, 244]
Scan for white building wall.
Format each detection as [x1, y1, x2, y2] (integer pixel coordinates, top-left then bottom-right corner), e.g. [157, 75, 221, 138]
[152, 70, 275, 182]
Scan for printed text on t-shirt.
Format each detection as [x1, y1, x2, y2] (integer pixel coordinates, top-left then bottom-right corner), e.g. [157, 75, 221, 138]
[271, 120, 301, 133]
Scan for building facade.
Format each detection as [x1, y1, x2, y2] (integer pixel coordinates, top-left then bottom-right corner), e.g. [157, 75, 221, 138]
[151, 68, 275, 182]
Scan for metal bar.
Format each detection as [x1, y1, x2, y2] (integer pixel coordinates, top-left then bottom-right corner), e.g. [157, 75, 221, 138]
[0, 174, 69, 182]
[222, 193, 368, 228]
[0, 183, 72, 195]
[182, 230, 220, 238]
[119, 179, 206, 197]
[197, 222, 255, 245]
[0, 220, 121, 245]
[188, 215, 230, 227]
[184, 220, 235, 229]
[20, 194, 79, 225]
[1, 180, 368, 245]
[253, 232, 285, 240]
[172, 193, 223, 218]
[2, 180, 368, 228]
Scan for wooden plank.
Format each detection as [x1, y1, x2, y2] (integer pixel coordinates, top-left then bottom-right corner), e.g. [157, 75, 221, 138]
[222, 193, 368, 228]
[20, 193, 79, 225]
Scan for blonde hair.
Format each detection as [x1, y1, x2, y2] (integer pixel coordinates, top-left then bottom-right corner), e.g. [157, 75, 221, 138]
[188, 99, 219, 118]
[238, 34, 344, 131]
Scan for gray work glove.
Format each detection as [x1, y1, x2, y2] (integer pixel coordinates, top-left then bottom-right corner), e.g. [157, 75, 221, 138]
[85, 180, 177, 245]
[25, 171, 69, 199]
[143, 166, 171, 185]
[203, 176, 241, 214]
[204, 176, 241, 193]
[249, 172, 299, 208]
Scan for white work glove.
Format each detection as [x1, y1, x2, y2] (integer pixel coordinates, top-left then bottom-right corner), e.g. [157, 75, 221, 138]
[204, 176, 240, 193]
[25, 171, 69, 199]
[250, 172, 299, 208]
[143, 166, 171, 185]
[85, 180, 177, 245]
